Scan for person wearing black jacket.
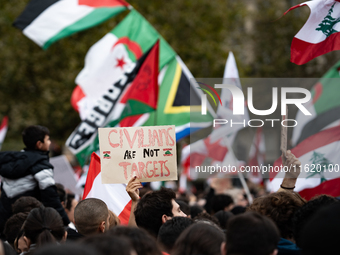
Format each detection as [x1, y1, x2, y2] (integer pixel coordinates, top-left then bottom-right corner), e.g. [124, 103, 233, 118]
[0, 125, 69, 235]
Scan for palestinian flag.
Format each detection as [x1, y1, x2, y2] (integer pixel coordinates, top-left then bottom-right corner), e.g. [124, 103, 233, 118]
[68, 10, 212, 165]
[66, 39, 159, 166]
[13, 0, 130, 49]
[83, 152, 131, 225]
[292, 60, 340, 146]
[269, 126, 340, 200]
[285, 0, 340, 65]
[0, 116, 8, 150]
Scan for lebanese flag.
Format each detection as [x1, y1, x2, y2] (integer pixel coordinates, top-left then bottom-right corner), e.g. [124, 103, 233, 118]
[247, 127, 265, 184]
[0, 116, 8, 150]
[83, 152, 131, 225]
[269, 126, 340, 200]
[13, 0, 129, 49]
[285, 0, 340, 65]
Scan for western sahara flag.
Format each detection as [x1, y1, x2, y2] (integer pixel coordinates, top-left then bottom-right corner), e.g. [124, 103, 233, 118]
[285, 0, 340, 65]
[0, 116, 8, 150]
[66, 39, 159, 166]
[83, 152, 131, 225]
[292, 60, 340, 146]
[13, 0, 129, 49]
[269, 126, 340, 200]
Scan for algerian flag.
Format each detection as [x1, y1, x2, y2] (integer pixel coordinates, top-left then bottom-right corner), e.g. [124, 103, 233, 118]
[269, 126, 340, 200]
[13, 0, 130, 49]
[285, 0, 340, 65]
[0, 116, 8, 150]
[68, 10, 212, 165]
[67, 39, 160, 166]
[292, 60, 340, 146]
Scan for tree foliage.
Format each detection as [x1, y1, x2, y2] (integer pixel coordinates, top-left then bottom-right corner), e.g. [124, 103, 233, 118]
[1, 0, 340, 151]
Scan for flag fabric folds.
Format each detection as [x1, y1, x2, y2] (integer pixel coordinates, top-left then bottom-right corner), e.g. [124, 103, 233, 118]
[0, 116, 8, 150]
[247, 127, 265, 184]
[83, 152, 131, 224]
[67, 10, 212, 165]
[66, 38, 160, 166]
[13, 0, 129, 49]
[269, 126, 340, 200]
[292, 60, 340, 146]
[285, 0, 340, 65]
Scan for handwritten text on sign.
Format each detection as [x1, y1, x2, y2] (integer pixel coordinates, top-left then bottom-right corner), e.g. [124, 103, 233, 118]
[99, 126, 177, 184]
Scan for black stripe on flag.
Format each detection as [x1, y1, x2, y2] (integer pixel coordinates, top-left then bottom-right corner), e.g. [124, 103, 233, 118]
[13, 0, 59, 30]
[297, 105, 340, 145]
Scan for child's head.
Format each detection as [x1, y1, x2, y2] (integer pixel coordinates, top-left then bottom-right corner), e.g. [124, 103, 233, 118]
[22, 125, 51, 151]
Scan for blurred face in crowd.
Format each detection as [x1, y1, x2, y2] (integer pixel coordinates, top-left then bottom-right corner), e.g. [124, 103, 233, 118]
[37, 135, 51, 151]
[66, 199, 78, 224]
[171, 199, 187, 217]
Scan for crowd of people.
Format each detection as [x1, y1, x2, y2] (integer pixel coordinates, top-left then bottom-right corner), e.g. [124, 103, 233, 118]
[0, 125, 339, 255]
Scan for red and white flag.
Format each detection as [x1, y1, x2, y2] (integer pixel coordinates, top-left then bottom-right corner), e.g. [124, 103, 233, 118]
[269, 126, 340, 200]
[83, 152, 131, 224]
[0, 116, 8, 150]
[247, 127, 265, 184]
[285, 0, 340, 65]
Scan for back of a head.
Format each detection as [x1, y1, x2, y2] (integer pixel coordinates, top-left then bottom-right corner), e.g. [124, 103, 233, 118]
[108, 226, 162, 255]
[33, 243, 96, 255]
[190, 205, 204, 219]
[292, 194, 338, 247]
[108, 210, 120, 228]
[22, 125, 49, 150]
[300, 203, 340, 255]
[211, 194, 234, 213]
[80, 234, 134, 255]
[23, 207, 65, 247]
[248, 192, 306, 239]
[55, 183, 66, 205]
[172, 222, 225, 255]
[12, 196, 43, 214]
[158, 217, 194, 253]
[214, 210, 234, 230]
[134, 187, 176, 237]
[74, 198, 108, 236]
[3, 212, 28, 247]
[227, 212, 280, 255]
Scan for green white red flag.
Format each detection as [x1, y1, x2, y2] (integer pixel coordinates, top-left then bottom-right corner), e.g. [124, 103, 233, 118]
[13, 0, 129, 49]
[285, 0, 340, 65]
[66, 39, 160, 166]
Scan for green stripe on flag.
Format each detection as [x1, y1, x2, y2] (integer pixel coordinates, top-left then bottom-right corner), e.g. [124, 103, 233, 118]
[111, 10, 176, 69]
[43, 7, 127, 49]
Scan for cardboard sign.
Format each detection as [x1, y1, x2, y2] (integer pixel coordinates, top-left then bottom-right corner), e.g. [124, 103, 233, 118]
[99, 125, 177, 184]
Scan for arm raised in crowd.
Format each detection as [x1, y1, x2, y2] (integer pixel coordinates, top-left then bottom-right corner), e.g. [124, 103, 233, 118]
[278, 150, 301, 193]
[126, 176, 143, 227]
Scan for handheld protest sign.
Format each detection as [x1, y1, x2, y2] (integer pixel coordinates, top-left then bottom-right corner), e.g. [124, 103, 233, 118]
[98, 125, 177, 184]
[281, 106, 288, 164]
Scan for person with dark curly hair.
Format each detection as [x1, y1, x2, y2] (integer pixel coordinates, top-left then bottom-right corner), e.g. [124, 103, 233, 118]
[126, 177, 186, 237]
[248, 191, 306, 255]
[292, 194, 338, 247]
